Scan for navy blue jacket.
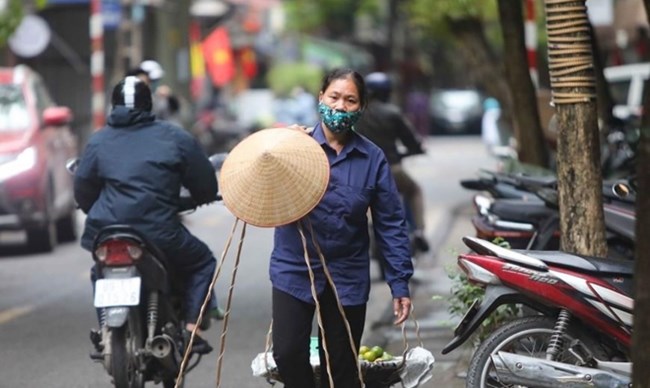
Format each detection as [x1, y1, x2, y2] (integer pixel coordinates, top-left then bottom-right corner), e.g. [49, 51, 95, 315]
[74, 106, 218, 250]
[270, 123, 413, 306]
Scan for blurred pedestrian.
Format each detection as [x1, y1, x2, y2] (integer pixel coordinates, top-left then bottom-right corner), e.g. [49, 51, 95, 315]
[405, 86, 431, 137]
[273, 85, 318, 127]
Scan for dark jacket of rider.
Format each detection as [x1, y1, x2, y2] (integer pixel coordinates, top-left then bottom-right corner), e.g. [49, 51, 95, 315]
[355, 99, 424, 165]
[74, 105, 218, 251]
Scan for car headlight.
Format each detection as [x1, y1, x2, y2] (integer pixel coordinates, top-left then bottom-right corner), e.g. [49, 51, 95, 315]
[0, 147, 37, 182]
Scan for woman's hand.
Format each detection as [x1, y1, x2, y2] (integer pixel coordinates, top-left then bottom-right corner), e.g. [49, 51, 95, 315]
[393, 297, 411, 325]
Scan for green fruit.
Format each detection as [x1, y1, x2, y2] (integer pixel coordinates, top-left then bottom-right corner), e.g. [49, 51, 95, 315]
[379, 352, 393, 361]
[371, 346, 384, 358]
[362, 351, 378, 362]
[359, 345, 370, 355]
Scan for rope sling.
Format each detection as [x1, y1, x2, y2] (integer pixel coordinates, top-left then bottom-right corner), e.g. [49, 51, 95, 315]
[174, 217, 423, 387]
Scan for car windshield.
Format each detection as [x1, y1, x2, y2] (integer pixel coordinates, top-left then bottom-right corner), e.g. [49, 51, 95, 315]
[0, 85, 31, 132]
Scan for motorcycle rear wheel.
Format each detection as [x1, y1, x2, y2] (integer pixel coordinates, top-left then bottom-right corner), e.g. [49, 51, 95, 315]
[110, 309, 145, 388]
[466, 315, 610, 388]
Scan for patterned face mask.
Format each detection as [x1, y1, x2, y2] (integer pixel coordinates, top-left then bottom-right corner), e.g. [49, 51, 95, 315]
[318, 102, 362, 134]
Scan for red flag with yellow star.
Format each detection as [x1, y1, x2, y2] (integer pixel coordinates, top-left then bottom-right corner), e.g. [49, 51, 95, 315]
[202, 27, 235, 87]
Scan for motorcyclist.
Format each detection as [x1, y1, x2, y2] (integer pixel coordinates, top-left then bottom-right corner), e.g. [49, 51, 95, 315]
[137, 60, 182, 125]
[355, 72, 430, 253]
[74, 76, 217, 354]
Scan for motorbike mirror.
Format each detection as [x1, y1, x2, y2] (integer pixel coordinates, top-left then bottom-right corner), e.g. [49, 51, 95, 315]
[66, 158, 79, 174]
[612, 182, 632, 199]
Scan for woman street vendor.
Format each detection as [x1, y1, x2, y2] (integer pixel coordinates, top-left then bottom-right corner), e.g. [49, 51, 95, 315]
[268, 68, 414, 388]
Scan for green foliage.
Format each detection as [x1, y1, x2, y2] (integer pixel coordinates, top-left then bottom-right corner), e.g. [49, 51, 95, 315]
[266, 62, 323, 98]
[440, 237, 522, 343]
[282, 0, 366, 34]
[405, 0, 497, 36]
[0, 0, 24, 48]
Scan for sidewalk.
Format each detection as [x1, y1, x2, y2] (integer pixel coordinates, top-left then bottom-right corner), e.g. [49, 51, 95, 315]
[364, 202, 477, 387]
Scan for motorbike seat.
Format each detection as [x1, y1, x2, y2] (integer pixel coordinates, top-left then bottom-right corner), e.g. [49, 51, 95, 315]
[512, 174, 557, 190]
[520, 250, 634, 276]
[490, 200, 557, 224]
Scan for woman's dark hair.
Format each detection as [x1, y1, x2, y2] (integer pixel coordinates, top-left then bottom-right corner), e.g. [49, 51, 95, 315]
[319, 68, 367, 108]
[111, 76, 153, 112]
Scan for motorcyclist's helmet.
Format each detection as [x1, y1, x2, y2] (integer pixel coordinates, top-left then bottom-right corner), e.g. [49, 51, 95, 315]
[140, 59, 164, 81]
[365, 72, 392, 102]
[111, 76, 153, 111]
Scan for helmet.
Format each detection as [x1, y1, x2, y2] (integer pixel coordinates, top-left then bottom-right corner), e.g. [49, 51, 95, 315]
[139, 60, 164, 81]
[111, 76, 153, 111]
[365, 72, 391, 102]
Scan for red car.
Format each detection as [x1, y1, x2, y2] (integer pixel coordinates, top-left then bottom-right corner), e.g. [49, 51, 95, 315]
[0, 65, 78, 252]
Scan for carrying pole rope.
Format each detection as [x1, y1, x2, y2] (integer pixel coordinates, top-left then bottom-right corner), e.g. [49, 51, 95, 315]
[175, 218, 240, 387]
[306, 220, 366, 387]
[296, 222, 336, 388]
[261, 219, 420, 386]
[215, 222, 247, 387]
[309, 218, 420, 383]
[544, 0, 597, 105]
[263, 320, 276, 386]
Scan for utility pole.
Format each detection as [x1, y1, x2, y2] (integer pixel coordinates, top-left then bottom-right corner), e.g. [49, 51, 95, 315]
[90, 0, 105, 133]
[112, 0, 143, 85]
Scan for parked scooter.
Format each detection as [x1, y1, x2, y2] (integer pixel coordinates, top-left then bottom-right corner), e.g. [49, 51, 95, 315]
[442, 236, 632, 387]
[67, 154, 227, 388]
[464, 171, 637, 260]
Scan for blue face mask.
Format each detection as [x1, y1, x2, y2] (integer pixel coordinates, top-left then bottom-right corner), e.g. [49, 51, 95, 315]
[318, 102, 362, 134]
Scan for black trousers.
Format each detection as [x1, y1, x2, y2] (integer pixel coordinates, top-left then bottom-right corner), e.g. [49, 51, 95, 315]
[272, 286, 366, 388]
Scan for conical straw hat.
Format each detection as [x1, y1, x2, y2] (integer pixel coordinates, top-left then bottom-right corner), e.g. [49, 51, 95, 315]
[219, 128, 330, 227]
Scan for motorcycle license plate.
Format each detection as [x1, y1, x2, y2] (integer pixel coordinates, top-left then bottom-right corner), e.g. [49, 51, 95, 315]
[94, 277, 141, 308]
[453, 299, 480, 335]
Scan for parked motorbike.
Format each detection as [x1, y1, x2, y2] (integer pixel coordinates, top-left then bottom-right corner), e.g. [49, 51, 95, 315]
[464, 171, 637, 260]
[460, 169, 554, 201]
[67, 153, 227, 388]
[442, 236, 632, 387]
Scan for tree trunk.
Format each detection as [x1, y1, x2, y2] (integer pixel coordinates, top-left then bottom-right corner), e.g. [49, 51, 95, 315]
[588, 21, 616, 125]
[497, 0, 548, 168]
[633, 4, 650, 387]
[543, 0, 607, 257]
[445, 16, 513, 127]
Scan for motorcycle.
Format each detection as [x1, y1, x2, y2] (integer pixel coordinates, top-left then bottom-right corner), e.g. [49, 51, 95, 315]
[441, 236, 632, 387]
[465, 171, 637, 260]
[67, 154, 227, 388]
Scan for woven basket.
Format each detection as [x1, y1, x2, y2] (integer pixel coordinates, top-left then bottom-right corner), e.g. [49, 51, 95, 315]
[263, 358, 405, 387]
